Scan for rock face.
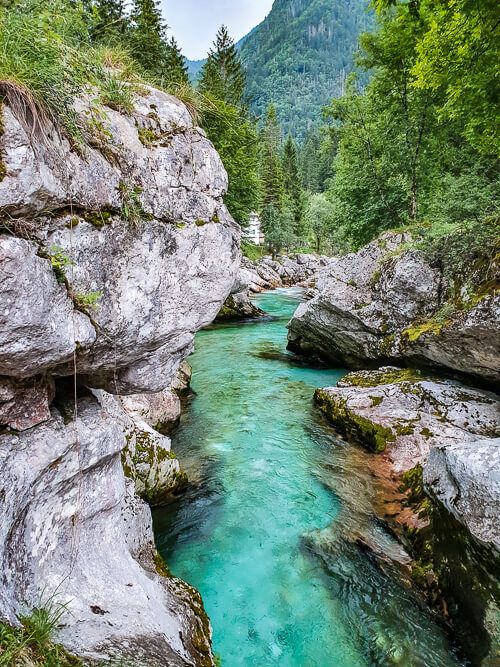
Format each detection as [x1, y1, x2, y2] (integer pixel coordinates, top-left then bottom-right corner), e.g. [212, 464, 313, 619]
[287, 232, 500, 387]
[315, 368, 500, 550]
[0, 86, 238, 663]
[0, 398, 212, 666]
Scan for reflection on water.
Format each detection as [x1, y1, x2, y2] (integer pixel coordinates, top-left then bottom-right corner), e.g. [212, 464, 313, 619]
[154, 289, 464, 666]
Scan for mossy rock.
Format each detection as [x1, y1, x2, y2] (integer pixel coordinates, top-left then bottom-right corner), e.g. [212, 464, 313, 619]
[341, 367, 423, 389]
[315, 389, 395, 453]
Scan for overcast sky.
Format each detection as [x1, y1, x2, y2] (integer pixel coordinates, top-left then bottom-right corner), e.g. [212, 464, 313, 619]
[160, 0, 274, 60]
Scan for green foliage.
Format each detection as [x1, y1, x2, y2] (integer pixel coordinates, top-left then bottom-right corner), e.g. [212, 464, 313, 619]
[241, 241, 266, 261]
[199, 26, 246, 107]
[73, 290, 103, 311]
[129, 0, 168, 77]
[0, 602, 82, 666]
[320, 0, 499, 257]
[47, 245, 74, 283]
[282, 135, 305, 233]
[200, 94, 260, 225]
[260, 105, 285, 210]
[304, 192, 349, 254]
[99, 73, 134, 113]
[410, 0, 499, 153]
[240, 0, 374, 139]
[164, 37, 189, 86]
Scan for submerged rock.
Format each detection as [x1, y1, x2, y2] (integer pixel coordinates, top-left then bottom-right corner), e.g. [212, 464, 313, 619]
[287, 232, 500, 387]
[315, 368, 500, 550]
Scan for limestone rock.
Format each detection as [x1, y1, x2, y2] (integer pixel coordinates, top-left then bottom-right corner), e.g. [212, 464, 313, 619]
[287, 232, 500, 386]
[0, 87, 240, 395]
[0, 236, 96, 377]
[424, 439, 500, 549]
[0, 398, 213, 665]
[0, 375, 54, 431]
[315, 368, 500, 549]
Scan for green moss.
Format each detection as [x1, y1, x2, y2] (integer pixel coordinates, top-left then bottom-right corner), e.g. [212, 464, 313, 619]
[65, 216, 80, 229]
[138, 127, 160, 147]
[195, 219, 208, 227]
[175, 222, 186, 229]
[420, 427, 433, 438]
[370, 395, 384, 407]
[403, 319, 446, 342]
[153, 549, 172, 577]
[395, 422, 415, 436]
[315, 389, 395, 453]
[380, 334, 396, 355]
[211, 213, 220, 223]
[341, 367, 423, 388]
[83, 210, 112, 229]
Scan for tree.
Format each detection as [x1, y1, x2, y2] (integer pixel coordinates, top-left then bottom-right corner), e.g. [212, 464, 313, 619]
[201, 96, 260, 225]
[130, 0, 168, 76]
[260, 105, 285, 210]
[91, 0, 127, 44]
[199, 25, 246, 107]
[304, 193, 337, 253]
[164, 36, 189, 86]
[261, 204, 295, 257]
[282, 135, 304, 235]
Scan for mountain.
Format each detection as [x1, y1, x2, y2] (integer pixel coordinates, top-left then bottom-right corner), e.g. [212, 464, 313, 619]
[239, 0, 373, 139]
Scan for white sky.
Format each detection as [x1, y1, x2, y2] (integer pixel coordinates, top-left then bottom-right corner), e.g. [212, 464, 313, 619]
[160, 0, 274, 60]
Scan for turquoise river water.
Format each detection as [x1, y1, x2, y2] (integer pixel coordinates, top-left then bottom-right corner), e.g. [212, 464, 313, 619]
[154, 289, 466, 667]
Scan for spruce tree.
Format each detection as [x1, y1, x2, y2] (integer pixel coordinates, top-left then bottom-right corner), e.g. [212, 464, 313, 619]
[199, 25, 246, 106]
[165, 36, 189, 86]
[260, 105, 285, 210]
[282, 134, 304, 234]
[130, 0, 168, 76]
[92, 0, 126, 43]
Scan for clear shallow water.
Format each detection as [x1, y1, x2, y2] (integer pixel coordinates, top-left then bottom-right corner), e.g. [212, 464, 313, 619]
[154, 289, 464, 667]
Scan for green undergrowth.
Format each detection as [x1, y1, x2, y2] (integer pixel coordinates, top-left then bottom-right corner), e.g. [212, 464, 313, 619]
[0, 605, 82, 666]
[242, 241, 266, 261]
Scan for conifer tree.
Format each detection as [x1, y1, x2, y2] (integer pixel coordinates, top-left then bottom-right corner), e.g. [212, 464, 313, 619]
[260, 105, 285, 210]
[199, 25, 246, 106]
[130, 0, 168, 76]
[282, 134, 304, 234]
[165, 36, 189, 86]
[92, 0, 126, 43]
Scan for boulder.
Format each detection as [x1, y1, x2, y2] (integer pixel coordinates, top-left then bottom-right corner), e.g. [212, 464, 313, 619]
[288, 232, 500, 387]
[0, 398, 212, 665]
[0, 87, 240, 395]
[424, 439, 500, 549]
[315, 368, 500, 549]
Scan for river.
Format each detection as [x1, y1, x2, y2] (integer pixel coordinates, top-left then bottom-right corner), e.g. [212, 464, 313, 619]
[154, 288, 464, 667]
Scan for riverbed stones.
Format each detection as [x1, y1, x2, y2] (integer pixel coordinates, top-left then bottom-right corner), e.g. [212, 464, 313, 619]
[315, 368, 500, 550]
[287, 232, 500, 386]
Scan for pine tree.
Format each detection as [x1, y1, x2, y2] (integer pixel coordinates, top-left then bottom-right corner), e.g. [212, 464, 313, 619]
[165, 36, 189, 86]
[260, 105, 285, 210]
[282, 134, 304, 234]
[199, 25, 246, 106]
[92, 0, 126, 43]
[130, 0, 168, 76]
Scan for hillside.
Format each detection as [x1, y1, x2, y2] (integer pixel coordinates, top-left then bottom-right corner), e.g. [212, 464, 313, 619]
[239, 0, 373, 138]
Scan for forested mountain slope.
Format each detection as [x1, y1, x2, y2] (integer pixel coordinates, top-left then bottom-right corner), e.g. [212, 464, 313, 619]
[239, 0, 372, 137]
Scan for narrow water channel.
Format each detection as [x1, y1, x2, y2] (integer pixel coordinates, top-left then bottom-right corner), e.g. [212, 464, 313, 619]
[154, 289, 464, 667]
